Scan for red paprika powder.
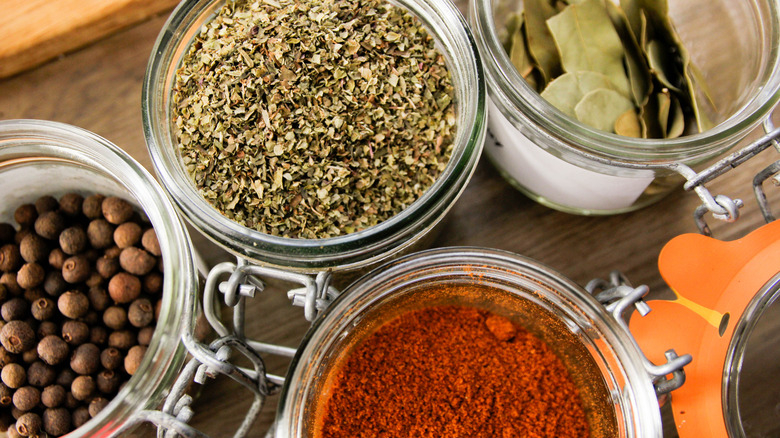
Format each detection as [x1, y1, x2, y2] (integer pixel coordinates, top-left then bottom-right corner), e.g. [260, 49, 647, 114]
[316, 304, 591, 437]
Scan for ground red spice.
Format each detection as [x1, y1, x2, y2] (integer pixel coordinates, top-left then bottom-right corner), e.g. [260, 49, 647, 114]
[316, 304, 590, 437]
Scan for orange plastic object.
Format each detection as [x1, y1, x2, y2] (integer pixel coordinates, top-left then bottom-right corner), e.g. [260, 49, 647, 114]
[629, 219, 780, 438]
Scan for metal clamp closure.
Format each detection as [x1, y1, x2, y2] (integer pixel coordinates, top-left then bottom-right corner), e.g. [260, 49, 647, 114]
[586, 272, 693, 396]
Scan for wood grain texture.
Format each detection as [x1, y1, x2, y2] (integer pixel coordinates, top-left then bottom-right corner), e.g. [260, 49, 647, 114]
[0, 2, 779, 437]
[0, 0, 179, 78]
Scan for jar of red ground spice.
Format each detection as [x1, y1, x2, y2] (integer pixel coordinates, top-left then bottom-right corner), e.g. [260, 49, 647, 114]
[274, 247, 672, 437]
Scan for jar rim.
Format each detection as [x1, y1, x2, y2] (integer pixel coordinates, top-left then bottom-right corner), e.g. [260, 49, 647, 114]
[469, 0, 780, 164]
[143, 0, 486, 271]
[277, 247, 662, 437]
[0, 119, 194, 437]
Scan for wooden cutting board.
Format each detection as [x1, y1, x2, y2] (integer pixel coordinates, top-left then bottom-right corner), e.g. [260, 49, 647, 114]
[0, 0, 181, 79]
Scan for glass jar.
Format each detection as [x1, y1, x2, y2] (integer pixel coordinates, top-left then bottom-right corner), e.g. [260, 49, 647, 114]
[469, 0, 780, 215]
[143, 0, 486, 277]
[0, 120, 197, 437]
[275, 247, 663, 437]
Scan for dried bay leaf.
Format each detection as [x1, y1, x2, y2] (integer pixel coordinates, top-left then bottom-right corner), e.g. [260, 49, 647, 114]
[646, 39, 682, 92]
[541, 71, 628, 117]
[547, 0, 631, 97]
[619, 0, 643, 41]
[614, 109, 642, 137]
[503, 13, 522, 53]
[509, 16, 535, 79]
[666, 93, 685, 138]
[604, 1, 651, 107]
[524, 0, 564, 85]
[574, 88, 635, 132]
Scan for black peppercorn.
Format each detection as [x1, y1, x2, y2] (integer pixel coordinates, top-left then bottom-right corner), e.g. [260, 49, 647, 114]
[57, 291, 89, 319]
[1, 298, 29, 322]
[70, 343, 100, 375]
[0, 244, 22, 272]
[41, 384, 66, 408]
[13, 205, 37, 228]
[61, 321, 89, 347]
[1, 363, 26, 388]
[107, 273, 141, 304]
[59, 226, 87, 255]
[12, 386, 40, 411]
[61, 255, 90, 284]
[34, 211, 66, 240]
[15, 411, 42, 437]
[16, 263, 45, 289]
[35, 196, 59, 214]
[86, 219, 114, 249]
[70, 375, 95, 401]
[59, 193, 84, 217]
[18, 233, 48, 264]
[0, 321, 35, 354]
[37, 336, 69, 366]
[43, 407, 71, 436]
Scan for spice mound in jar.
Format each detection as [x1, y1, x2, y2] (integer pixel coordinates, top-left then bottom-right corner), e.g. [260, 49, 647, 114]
[316, 304, 590, 437]
[172, 0, 457, 239]
[0, 193, 163, 437]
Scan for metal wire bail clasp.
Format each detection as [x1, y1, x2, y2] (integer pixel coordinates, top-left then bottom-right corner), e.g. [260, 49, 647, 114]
[586, 272, 692, 396]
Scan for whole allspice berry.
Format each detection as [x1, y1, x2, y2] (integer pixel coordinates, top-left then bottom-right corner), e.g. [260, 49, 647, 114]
[88, 287, 111, 312]
[108, 273, 141, 304]
[36, 321, 58, 339]
[102, 197, 134, 225]
[0, 381, 12, 405]
[0, 244, 22, 272]
[15, 412, 42, 437]
[56, 369, 76, 388]
[70, 343, 100, 375]
[59, 193, 84, 217]
[34, 211, 66, 240]
[108, 331, 135, 350]
[0, 223, 16, 243]
[89, 326, 108, 346]
[41, 384, 66, 408]
[102, 306, 127, 330]
[1, 363, 26, 388]
[124, 345, 147, 376]
[141, 228, 161, 257]
[70, 375, 95, 401]
[37, 336, 69, 366]
[100, 348, 123, 371]
[96, 255, 120, 279]
[0, 321, 35, 354]
[72, 405, 90, 428]
[2, 297, 29, 321]
[21, 349, 38, 364]
[35, 195, 59, 214]
[12, 386, 40, 411]
[59, 226, 88, 255]
[113, 222, 142, 249]
[119, 247, 156, 276]
[0, 272, 22, 295]
[27, 361, 56, 388]
[137, 326, 155, 346]
[43, 407, 71, 436]
[19, 233, 48, 264]
[16, 262, 45, 289]
[82, 194, 105, 219]
[87, 219, 114, 249]
[61, 320, 89, 346]
[44, 271, 67, 297]
[58, 291, 89, 319]
[31, 298, 56, 321]
[128, 298, 154, 328]
[143, 272, 163, 295]
[96, 369, 121, 395]
[61, 255, 91, 284]
[89, 397, 109, 418]
[13, 204, 37, 228]
[48, 248, 67, 270]
[22, 288, 44, 303]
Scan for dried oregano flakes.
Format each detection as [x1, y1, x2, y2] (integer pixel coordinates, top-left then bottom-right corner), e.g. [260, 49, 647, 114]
[172, 0, 457, 239]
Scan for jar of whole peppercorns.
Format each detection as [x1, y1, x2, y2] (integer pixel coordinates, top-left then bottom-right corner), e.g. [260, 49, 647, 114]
[0, 120, 197, 437]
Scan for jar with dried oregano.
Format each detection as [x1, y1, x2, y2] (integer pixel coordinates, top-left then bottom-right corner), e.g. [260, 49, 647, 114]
[144, 0, 486, 273]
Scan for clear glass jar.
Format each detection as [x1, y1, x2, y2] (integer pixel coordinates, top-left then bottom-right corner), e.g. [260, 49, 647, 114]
[143, 0, 486, 276]
[275, 247, 663, 437]
[469, 0, 780, 215]
[0, 120, 197, 437]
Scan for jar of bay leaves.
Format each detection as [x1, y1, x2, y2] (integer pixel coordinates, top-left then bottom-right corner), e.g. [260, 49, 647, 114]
[0, 120, 197, 436]
[143, 0, 486, 277]
[469, 0, 780, 214]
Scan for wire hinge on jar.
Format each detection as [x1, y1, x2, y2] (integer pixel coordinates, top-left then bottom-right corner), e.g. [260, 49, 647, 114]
[586, 272, 692, 396]
[668, 117, 780, 236]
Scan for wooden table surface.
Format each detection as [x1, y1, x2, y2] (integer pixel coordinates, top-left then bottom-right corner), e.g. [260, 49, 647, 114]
[1, 3, 779, 438]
